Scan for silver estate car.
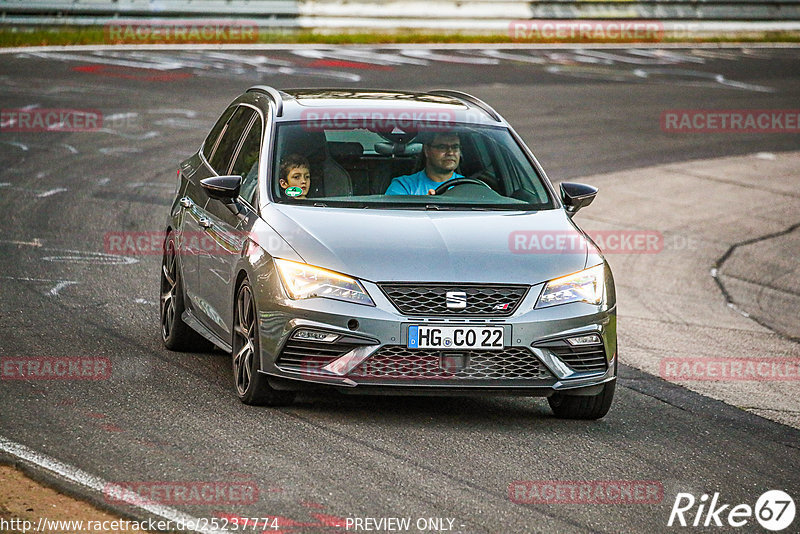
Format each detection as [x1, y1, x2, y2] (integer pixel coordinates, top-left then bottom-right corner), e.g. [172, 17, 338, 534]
[161, 87, 617, 419]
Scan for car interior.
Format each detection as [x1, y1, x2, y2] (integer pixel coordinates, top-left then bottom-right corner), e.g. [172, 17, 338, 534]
[271, 125, 552, 206]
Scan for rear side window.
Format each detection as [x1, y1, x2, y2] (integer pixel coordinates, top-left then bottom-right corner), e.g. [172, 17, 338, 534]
[208, 106, 256, 174]
[202, 106, 235, 160]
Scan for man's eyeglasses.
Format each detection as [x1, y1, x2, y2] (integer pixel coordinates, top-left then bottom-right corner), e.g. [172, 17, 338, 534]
[429, 143, 461, 152]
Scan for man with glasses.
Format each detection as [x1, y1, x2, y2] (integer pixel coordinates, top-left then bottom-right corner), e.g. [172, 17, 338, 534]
[385, 132, 463, 195]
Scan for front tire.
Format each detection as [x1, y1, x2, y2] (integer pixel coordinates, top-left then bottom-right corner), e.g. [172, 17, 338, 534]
[232, 280, 295, 406]
[548, 381, 615, 420]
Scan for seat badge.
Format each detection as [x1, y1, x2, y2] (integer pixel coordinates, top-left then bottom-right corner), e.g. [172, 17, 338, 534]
[445, 291, 467, 309]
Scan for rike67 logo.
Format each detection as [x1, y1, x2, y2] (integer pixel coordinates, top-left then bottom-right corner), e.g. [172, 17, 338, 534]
[668, 490, 795, 531]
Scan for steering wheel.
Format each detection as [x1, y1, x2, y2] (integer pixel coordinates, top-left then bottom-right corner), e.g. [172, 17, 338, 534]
[433, 177, 493, 195]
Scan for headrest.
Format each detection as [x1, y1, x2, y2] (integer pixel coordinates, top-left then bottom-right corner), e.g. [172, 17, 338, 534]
[328, 141, 363, 159]
[280, 128, 327, 162]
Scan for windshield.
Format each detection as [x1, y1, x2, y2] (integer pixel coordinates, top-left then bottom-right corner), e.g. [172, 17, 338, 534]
[271, 121, 556, 210]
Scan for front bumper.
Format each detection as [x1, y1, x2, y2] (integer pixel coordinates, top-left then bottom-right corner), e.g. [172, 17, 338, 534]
[256, 279, 616, 396]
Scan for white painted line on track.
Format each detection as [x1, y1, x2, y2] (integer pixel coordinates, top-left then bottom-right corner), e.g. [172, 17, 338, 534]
[0, 436, 228, 534]
[0, 240, 138, 265]
[2, 141, 29, 151]
[48, 280, 78, 296]
[401, 49, 500, 64]
[104, 112, 138, 122]
[0, 238, 43, 247]
[36, 187, 69, 198]
[1, 276, 69, 282]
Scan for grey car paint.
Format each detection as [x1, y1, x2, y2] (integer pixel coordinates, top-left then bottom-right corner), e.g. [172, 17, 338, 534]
[163, 87, 617, 418]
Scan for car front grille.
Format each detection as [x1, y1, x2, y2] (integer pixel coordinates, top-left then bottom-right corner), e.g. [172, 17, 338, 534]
[535, 339, 608, 373]
[347, 346, 552, 380]
[275, 338, 359, 373]
[378, 283, 528, 317]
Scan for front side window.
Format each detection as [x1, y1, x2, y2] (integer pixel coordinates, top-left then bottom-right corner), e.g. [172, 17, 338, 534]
[231, 116, 263, 206]
[202, 106, 235, 160]
[208, 106, 256, 174]
[271, 121, 554, 210]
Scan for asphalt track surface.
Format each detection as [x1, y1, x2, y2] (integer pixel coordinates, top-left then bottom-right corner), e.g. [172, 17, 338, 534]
[1, 46, 799, 533]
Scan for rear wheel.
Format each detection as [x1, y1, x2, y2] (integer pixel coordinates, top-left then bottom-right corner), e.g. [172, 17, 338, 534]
[160, 233, 213, 352]
[232, 280, 295, 406]
[548, 381, 615, 420]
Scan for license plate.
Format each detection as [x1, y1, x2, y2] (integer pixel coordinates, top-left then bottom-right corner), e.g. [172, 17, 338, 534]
[407, 325, 505, 350]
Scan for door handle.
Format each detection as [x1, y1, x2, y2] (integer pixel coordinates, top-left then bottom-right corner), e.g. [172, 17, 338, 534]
[179, 197, 193, 209]
[198, 217, 212, 228]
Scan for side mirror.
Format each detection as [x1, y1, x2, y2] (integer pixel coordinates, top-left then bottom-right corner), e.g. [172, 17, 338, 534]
[560, 182, 597, 215]
[201, 175, 242, 201]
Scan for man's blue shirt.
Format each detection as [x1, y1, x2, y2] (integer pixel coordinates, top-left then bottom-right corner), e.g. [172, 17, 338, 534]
[385, 170, 463, 196]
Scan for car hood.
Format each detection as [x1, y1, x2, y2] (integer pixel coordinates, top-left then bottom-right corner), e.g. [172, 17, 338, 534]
[262, 205, 591, 285]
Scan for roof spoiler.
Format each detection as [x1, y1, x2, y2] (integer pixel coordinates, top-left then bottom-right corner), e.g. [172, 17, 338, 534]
[427, 90, 501, 122]
[246, 85, 284, 117]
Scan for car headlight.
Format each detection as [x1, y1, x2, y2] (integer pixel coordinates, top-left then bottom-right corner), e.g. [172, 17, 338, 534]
[274, 258, 374, 306]
[535, 264, 605, 309]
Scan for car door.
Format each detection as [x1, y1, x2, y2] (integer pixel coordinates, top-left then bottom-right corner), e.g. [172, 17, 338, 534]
[177, 105, 235, 311]
[194, 105, 260, 340]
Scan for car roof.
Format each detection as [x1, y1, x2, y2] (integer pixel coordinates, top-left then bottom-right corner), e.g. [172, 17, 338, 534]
[239, 87, 509, 127]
